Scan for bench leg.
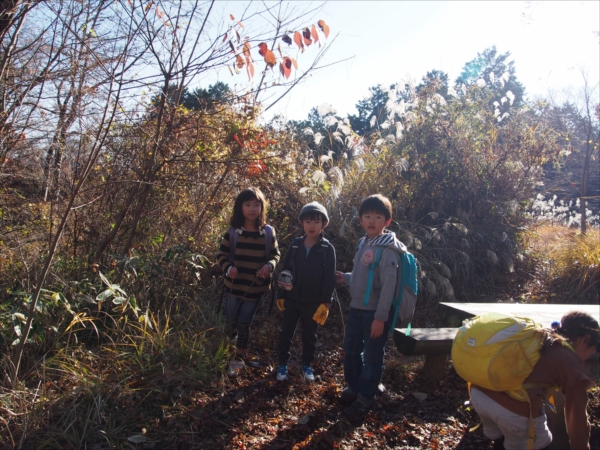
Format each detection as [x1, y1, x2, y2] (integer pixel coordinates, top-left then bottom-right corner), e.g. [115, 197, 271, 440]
[423, 354, 447, 381]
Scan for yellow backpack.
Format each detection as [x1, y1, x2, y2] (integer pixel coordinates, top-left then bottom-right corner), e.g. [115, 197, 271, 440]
[452, 312, 576, 450]
[451, 312, 544, 402]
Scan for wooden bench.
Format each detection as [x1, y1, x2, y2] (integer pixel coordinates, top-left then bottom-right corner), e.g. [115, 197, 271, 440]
[392, 328, 457, 381]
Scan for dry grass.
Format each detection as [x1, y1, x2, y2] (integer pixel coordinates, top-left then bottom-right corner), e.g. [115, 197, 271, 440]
[528, 225, 600, 302]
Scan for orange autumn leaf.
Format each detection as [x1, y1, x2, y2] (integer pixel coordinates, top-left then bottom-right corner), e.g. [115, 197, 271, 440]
[237, 21, 244, 29]
[291, 58, 298, 70]
[263, 49, 276, 68]
[258, 42, 268, 56]
[280, 57, 293, 79]
[302, 28, 312, 46]
[243, 41, 252, 62]
[318, 20, 330, 38]
[236, 54, 245, 69]
[311, 24, 319, 44]
[293, 31, 304, 50]
[246, 61, 254, 80]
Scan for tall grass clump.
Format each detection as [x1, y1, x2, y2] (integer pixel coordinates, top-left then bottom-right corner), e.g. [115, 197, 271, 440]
[546, 228, 600, 301]
[528, 225, 600, 303]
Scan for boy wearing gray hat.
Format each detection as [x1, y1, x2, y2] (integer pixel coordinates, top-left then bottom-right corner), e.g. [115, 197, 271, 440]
[275, 201, 336, 382]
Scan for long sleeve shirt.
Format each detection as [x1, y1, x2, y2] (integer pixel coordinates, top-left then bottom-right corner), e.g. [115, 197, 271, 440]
[216, 226, 280, 300]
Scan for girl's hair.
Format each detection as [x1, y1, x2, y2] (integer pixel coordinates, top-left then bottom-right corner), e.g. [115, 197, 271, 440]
[230, 187, 267, 229]
[541, 310, 600, 353]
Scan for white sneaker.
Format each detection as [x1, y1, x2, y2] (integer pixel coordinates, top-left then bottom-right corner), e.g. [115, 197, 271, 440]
[276, 365, 288, 381]
[226, 360, 245, 377]
[302, 365, 315, 382]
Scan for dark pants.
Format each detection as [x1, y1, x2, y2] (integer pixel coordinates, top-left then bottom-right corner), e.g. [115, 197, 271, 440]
[277, 301, 320, 366]
[342, 307, 393, 400]
[224, 293, 260, 351]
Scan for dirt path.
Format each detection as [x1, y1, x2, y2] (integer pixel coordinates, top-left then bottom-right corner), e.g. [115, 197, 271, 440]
[112, 294, 594, 450]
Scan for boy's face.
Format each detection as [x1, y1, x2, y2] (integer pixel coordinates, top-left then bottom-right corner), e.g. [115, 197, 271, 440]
[360, 211, 391, 239]
[300, 216, 325, 238]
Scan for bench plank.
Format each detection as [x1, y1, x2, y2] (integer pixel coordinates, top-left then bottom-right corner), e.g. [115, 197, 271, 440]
[439, 302, 600, 328]
[393, 328, 457, 382]
[393, 328, 456, 356]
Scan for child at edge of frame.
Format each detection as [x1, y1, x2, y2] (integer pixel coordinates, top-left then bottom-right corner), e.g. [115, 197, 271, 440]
[216, 187, 280, 377]
[335, 193, 408, 421]
[275, 201, 336, 383]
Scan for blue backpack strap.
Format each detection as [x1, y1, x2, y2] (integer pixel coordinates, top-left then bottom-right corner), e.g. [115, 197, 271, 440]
[363, 247, 382, 306]
[264, 224, 273, 260]
[390, 252, 418, 331]
[228, 226, 237, 263]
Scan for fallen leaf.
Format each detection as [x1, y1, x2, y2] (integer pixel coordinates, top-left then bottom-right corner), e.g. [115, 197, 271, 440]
[413, 392, 428, 402]
[127, 435, 148, 443]
[298, 415, 310, 425]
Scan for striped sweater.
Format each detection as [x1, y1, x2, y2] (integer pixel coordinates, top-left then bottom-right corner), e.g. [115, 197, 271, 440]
[217, 226, 280, 300]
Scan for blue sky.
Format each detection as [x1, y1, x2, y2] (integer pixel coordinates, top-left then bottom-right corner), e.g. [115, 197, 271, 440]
[211, 1, 599, 121]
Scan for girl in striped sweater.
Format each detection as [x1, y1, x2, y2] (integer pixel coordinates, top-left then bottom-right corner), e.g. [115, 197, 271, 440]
[217, 188, 280, 376]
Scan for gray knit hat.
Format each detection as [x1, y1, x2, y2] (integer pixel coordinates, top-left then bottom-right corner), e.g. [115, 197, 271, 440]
[298, 201, 329, 223]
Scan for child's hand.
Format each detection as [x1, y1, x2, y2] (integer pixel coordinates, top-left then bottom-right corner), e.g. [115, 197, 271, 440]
[256, 264, 271, 280]
[370, 319, 384, 338]
[335, 271, 344, 284]
[227, 266, 238, 279]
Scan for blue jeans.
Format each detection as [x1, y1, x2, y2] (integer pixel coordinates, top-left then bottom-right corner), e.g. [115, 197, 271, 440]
[342, 307, 393, 400]
[224, 293, 260, 350]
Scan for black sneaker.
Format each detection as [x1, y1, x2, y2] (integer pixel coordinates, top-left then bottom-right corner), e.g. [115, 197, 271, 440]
[340, 387, 358, 405]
